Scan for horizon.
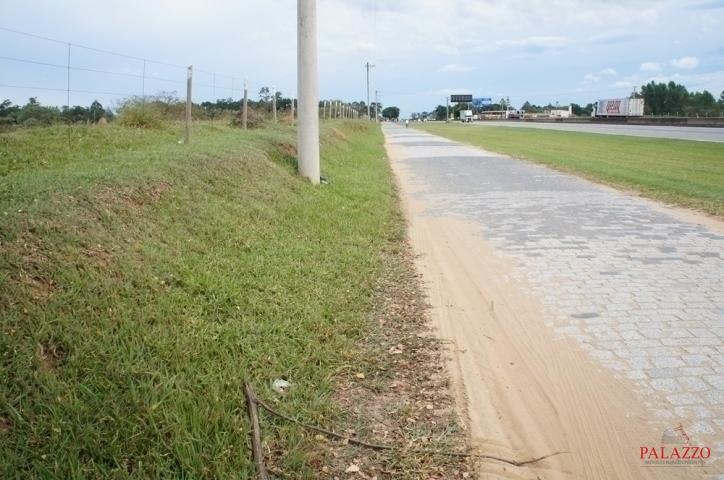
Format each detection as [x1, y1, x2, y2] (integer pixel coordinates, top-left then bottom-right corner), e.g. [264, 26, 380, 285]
[2, 0, 723, 116]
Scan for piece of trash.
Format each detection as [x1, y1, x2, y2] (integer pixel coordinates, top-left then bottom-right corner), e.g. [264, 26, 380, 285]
[345, 464, 360, 473]
[272, 379, 291, 395]
[355, 372, 365, 379]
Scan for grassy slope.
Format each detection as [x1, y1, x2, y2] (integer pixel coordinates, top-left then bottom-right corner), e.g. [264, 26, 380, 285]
[0, 121, 397, 477]
[418, 123, 724, 217]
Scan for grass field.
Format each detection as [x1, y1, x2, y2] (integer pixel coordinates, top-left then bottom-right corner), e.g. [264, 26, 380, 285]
[0, 121, 401, 477]
[418, 123, 724, 217]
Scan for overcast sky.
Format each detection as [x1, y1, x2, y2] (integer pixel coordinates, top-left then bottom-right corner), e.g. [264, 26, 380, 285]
[1, 0, 723, 115]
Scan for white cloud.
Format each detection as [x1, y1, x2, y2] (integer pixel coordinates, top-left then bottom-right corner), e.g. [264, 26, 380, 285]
[434, 44, 460, 56]
[438, 63, 473, 73]
[669, 56, 700, 69]
[598, 67, 617, 76]
[612, 81, 635, 88]
[646, 70, 724, 93]
[426, 88, 472, 96]
[581, 73, 600, 84]
[496, 35, 570, 52]
[640, 62, 661, 72]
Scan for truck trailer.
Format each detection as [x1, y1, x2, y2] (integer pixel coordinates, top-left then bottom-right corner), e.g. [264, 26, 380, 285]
[593, 98, 644, 117]
[459, 110, 473, 122]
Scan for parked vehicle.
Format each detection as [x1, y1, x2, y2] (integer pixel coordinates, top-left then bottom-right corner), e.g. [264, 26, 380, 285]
[505, 107, 522, 119]
[459, 110, 473, 122]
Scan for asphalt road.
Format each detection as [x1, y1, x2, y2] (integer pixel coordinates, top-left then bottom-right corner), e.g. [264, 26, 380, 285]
[473, 120, 724, 143]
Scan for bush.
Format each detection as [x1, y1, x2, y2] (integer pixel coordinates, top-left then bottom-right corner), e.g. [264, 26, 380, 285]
[21, 118, 42, 128]
[117, 103, 164, 129]
[16, 99, 61, 126]
[230, 105, 268, 129]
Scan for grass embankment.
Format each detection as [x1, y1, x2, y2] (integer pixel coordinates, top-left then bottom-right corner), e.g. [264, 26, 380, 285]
[418, 123, 724, 217]
[0, 121, 399, 477]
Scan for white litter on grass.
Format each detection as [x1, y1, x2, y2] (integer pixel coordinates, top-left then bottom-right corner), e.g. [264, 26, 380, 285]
[272, 379, 291, 394]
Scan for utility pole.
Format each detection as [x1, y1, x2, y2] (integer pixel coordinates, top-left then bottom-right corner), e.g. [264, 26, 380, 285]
[272, 86, 277, 124]
[374, 90, 379, 122]
[365, 61, 375, 121]
[297, 0, 320, 184]
[242, 78, 248, 130]
[446, 95, 450, 123]
[185, 65, 192, 144]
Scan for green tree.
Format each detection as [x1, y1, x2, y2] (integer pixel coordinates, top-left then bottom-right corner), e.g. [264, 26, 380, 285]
[521, 101, 544, 113]
[688, 90, 716, 116]
[381, 106, 400, 120]
[433, 105, 447, 120]
[641, 81, 690, 116]
[0, 99, 20, 121]
[89, 100, 105, 122]
[258, 87, 271, 102]
[16, 97, 61, 126]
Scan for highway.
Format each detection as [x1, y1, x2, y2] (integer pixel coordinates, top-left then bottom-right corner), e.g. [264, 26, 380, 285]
[473, 120, 724, 143]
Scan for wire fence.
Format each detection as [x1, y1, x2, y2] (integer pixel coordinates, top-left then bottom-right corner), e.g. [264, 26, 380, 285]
[0, 26, 250, 117]
[1, 25, 381, 135]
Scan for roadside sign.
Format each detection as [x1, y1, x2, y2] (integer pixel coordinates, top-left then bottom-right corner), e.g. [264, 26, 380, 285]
[472, 97, 492, 107]
[450, 94, 473, 103]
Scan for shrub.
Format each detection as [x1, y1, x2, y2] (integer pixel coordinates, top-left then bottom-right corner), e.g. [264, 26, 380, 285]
[117, 103, 164, 129]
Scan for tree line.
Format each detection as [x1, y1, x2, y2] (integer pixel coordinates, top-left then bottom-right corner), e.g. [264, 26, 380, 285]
[411, 81, 724, 120]
[1, 86, 389, 129]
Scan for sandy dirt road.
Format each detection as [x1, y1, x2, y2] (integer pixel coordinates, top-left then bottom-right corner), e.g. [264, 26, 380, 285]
[383, 124, 723, 479]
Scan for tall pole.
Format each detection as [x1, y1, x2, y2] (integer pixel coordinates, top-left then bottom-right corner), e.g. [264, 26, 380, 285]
[446, 96, 450, 123]
[272, 86, 277, 124]
[297, 0, 320, 184]
[242, 78, 248, 130]
[185, 65, 192, 144]
[374, 90, 379, 122]
[365, 61, 375, 121]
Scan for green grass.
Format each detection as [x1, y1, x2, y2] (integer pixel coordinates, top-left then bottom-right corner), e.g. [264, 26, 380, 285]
[418, 123, 724, 217]
[0, 120, 398, 477]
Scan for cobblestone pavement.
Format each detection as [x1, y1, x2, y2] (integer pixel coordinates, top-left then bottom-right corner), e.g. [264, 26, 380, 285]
[385, 126, 724, 449]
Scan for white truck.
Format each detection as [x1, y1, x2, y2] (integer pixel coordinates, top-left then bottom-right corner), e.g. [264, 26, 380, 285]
[459, 110, 473, 122]
[594, 98, 644, 117]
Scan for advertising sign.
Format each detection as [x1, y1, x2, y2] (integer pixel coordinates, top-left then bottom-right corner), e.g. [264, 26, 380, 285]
[450, 94, 473, 103]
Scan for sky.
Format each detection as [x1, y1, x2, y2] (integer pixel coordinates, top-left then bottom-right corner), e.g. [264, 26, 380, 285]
[1, 0, 723, 116]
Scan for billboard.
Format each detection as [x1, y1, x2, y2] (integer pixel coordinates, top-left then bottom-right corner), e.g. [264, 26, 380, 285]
[472, 97, 492, 107]
[450, 94, 473, 103]
[596, 98, 644, 117]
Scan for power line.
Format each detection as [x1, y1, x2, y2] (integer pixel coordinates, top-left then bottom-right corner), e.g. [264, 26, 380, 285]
[0, 25, 243, 82]
[0, 55, 183, 85]
[0, 83, 137, 97]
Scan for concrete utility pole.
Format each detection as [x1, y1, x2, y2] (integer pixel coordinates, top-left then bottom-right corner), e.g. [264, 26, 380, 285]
[272, 86, 277, 124]
[365, 61, 374, 121]
[185, 65, 192, 144]
[297, 0, 320, 184]
[374, 90, 379, 122]
[242, 78, 248, 130]
[446, 95, 450, 123]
